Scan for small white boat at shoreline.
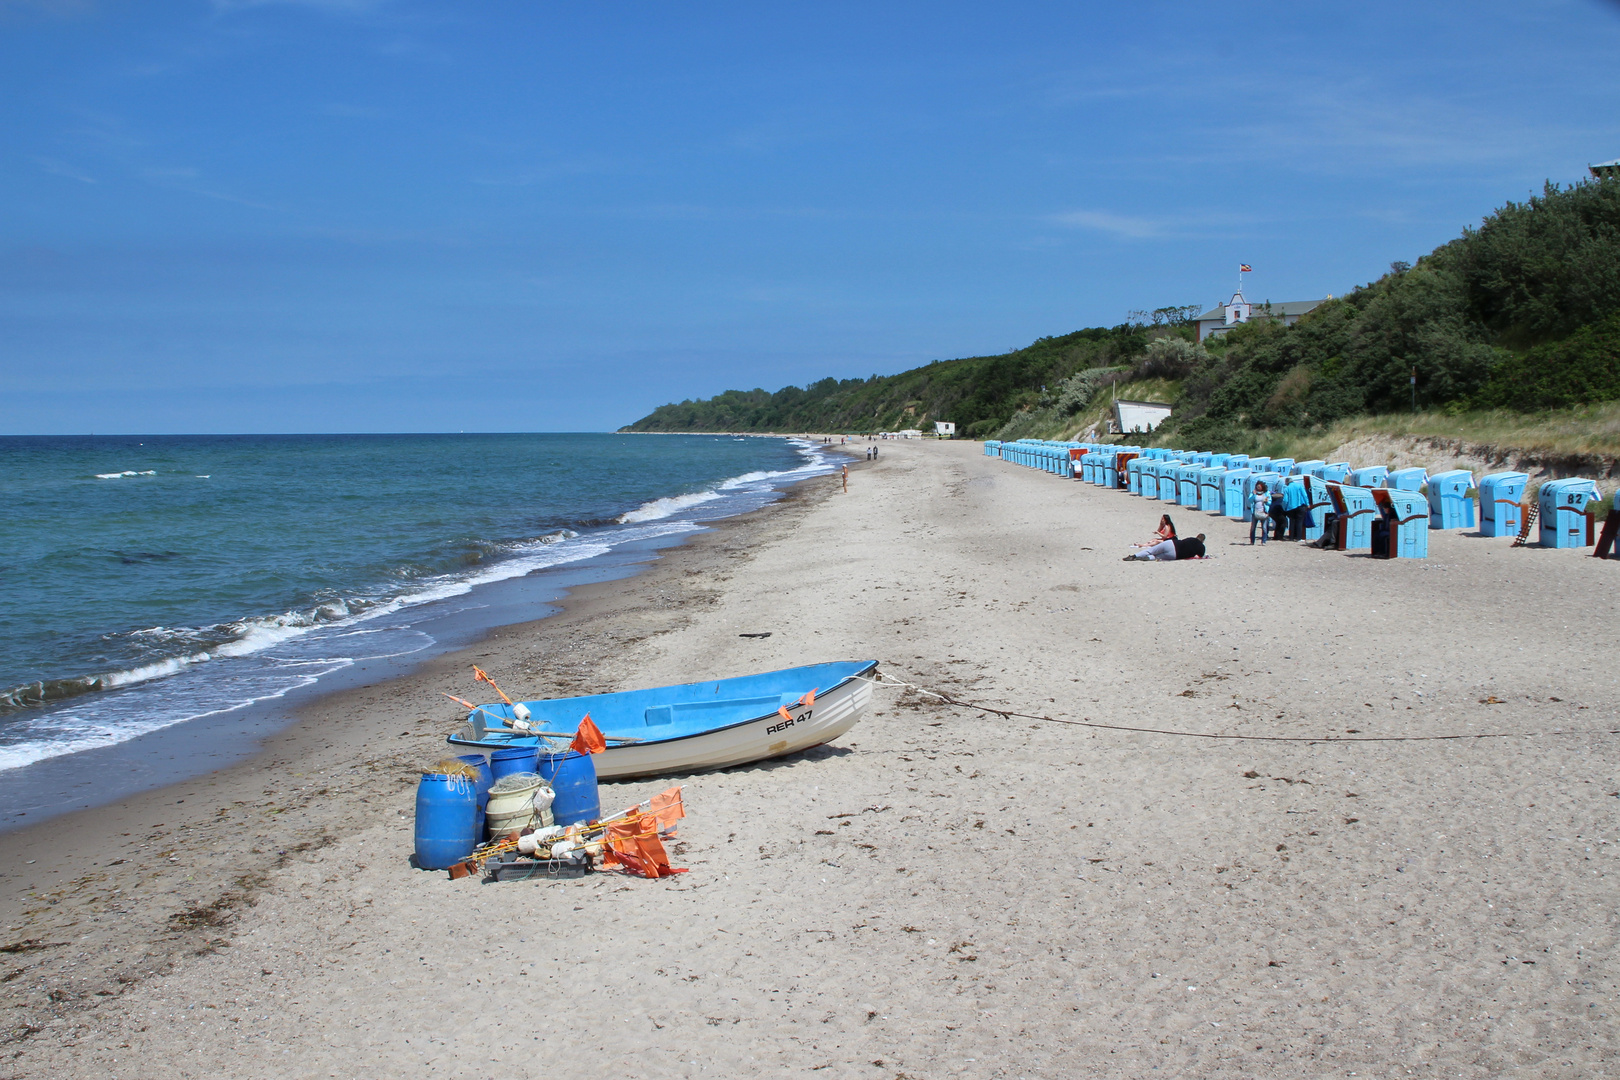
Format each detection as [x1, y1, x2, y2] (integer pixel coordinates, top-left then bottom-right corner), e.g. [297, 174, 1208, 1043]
[446, 660, 878, 780]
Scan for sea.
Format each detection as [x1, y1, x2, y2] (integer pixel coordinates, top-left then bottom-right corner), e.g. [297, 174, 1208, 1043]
[0, 433, 834, 826]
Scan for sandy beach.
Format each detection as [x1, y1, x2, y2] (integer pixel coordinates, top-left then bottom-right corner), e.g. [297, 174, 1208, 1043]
[3, 437, 1617, 1079]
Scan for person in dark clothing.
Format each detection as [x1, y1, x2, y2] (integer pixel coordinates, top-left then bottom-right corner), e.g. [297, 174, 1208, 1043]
[1286, 477, 1312, 540]
[1124, 534, 1207, 561]
[1279, 477, 1308, 540]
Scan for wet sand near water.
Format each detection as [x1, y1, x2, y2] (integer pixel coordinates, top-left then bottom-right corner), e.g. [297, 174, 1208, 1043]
[4, 438, 1618, 1079]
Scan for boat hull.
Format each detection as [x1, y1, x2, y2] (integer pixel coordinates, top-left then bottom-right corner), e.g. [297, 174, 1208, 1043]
[591, 667, 872, 779]
[446, 660, 878, 781]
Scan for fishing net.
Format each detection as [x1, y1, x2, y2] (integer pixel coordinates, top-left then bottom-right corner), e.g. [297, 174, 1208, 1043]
[431, 758, 482, 780]
[489, 772, 543, 794]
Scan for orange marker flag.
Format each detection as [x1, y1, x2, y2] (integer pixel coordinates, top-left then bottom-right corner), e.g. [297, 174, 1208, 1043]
[603, 813, 685, 878]
[649, 786, 685, 833]
[800, 687, 816, 709]
[777, 705, 792, 723]
[601, 811, 643, 874]
[634, 826, 685, 877]
[472, 666, 515, 706]
[570, 714, 607, 756]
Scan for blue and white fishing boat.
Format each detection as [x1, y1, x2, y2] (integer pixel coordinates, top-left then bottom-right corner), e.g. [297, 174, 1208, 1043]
[447, 660, 878, 780]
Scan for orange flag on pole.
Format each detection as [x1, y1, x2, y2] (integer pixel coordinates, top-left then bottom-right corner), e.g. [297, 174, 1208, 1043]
[649, 786, 685, 833]
[632, 826, 683, 877]
[472, 666, 514, 705]
[570, 714, 607, 756]
[601, 810, 686, 878]
[779, 688, 815, 723]
[600, 811, 644, 874]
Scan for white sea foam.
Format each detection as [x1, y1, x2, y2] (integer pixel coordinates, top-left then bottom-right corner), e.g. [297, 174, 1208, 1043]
[212, 613, 326, 658]
[719, 470, 778, 488]
[617, 489, 725, 523]
[65, 533, 615, 703]
[4, 439, 833, 774]
[0, 661, 343, 772]
[101, 651, 213, 689]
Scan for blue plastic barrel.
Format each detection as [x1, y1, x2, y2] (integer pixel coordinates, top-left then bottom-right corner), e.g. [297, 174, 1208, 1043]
[490, 744, 541, 781]
[454, 754, 494, 838]
[538, 750, 602, 826]
[414, 773, 479, 870]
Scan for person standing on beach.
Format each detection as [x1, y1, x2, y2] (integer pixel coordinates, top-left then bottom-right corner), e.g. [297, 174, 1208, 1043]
[1250, 482, 1271, 545]
[1281, 476, 1308, 541]
[1270, 480, 1293, 540]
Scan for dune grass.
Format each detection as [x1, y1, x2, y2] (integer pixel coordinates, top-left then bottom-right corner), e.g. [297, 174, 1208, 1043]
[1149, 403, 1620, 465]
[1001, 379, 1183, 442]
[1319, 403, 1620, 459]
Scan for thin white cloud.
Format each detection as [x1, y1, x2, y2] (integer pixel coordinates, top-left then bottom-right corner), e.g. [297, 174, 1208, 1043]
[67, 109, 146, 152]
[320, 102, 383, 119]
[209, 0, 389, 12]
[140, 166, 279, 211]
[1033, 20, 1620, 180]
[469, 156, 615, 187]
[32, 157, 95, 183]
[1049, 210, 1169, 239]
[0, 0, 93, 16]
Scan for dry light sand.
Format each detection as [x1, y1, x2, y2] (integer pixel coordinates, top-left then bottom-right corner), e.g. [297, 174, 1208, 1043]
[1, 437, 1617, 1079]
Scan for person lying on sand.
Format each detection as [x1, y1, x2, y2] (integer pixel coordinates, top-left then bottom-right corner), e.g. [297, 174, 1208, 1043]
[1124, 533, 1206, 561]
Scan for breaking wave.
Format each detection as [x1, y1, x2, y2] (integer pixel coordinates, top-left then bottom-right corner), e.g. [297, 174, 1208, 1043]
[617, 490, 725, 523]
[1, 435, 839, 774]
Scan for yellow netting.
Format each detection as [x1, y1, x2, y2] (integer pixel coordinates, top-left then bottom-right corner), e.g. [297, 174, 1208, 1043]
[431, 758, 482, 780]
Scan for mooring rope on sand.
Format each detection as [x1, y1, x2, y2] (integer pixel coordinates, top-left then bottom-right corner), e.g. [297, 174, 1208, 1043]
[859, 672, 1618, 745]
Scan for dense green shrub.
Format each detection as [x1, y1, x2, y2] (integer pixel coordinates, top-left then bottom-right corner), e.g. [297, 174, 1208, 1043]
[1471, 310, 1620, 410]
[1452, 178, 1620, 347]
[627, 179, 1620, 437]
[1055, 366, 1129, 415]
[1132, 337, 1207, 381]
[624, 324, 1160, 434]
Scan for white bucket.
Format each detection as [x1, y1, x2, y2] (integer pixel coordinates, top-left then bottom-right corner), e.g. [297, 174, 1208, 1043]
[487, 806, 535, 837]
[485, 773, 553, 837]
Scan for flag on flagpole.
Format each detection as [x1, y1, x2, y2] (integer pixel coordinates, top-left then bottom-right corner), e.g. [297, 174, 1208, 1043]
[569, 714, 607, 755]
[1239, 264, 1252, 273]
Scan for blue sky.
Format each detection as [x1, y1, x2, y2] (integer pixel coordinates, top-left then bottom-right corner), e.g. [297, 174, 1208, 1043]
[4, 0, 1619, 433]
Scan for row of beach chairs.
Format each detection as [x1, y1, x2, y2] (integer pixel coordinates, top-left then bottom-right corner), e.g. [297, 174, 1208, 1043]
[983, 440, 1613, 559]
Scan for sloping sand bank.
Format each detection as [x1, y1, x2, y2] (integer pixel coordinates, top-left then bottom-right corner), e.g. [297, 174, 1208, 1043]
[5, 439, 1617, 1079]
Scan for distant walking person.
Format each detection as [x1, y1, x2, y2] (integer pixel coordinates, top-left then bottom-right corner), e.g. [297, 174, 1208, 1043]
[1250, 482, 1272, 545]
[842, 465, 848, 492]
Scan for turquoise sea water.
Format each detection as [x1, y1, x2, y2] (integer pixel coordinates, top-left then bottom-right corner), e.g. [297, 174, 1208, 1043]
[0, 433, 829, 776]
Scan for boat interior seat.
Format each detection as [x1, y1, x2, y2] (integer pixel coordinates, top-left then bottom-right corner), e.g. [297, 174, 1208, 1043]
[643, 693, 797, 727]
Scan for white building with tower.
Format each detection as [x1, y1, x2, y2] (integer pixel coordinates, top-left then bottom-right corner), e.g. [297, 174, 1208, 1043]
[1193, 292, 1326, 343]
